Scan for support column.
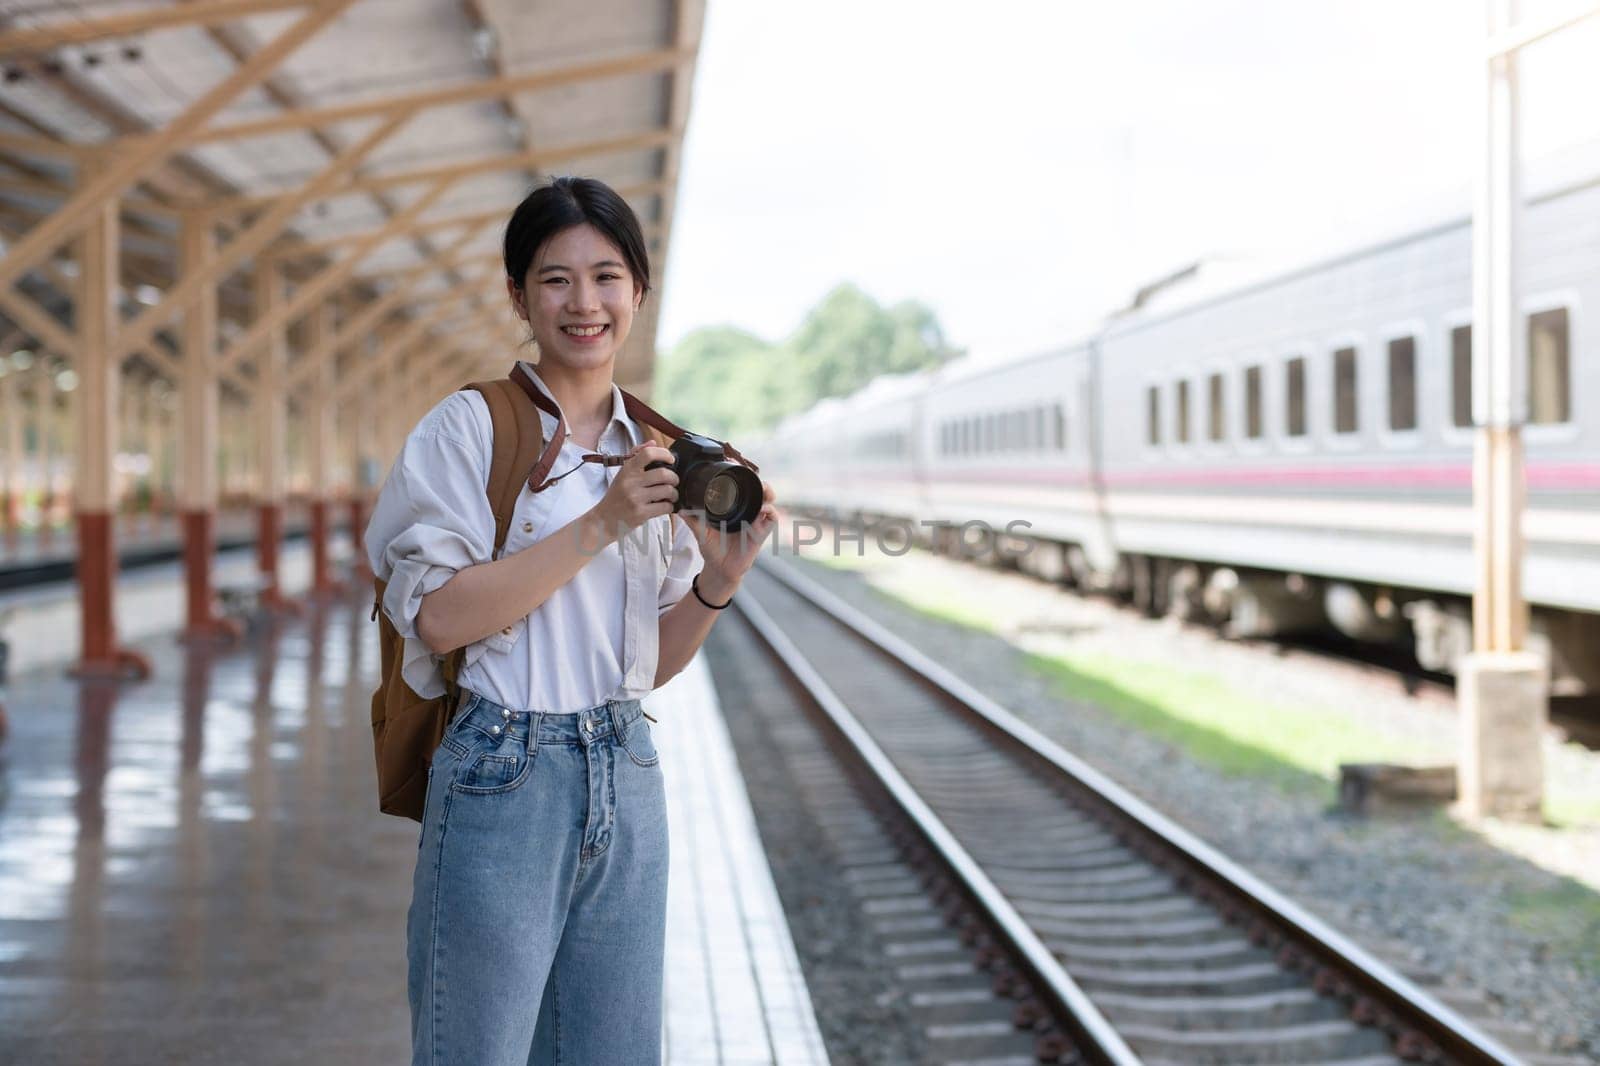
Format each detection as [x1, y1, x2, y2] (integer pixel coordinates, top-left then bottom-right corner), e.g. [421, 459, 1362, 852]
[36, 376, 55, 551]
[253, 260, 298, 614]
[178, 212, 241, 643]
[71, 165, 149, 680]
[305, 300, 341, 596]
[1, 361, 19, 554]
[1458, 0, 1546, 822]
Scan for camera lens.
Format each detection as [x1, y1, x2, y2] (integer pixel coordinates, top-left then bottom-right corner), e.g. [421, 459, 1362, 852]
[704, 471, 741, 519]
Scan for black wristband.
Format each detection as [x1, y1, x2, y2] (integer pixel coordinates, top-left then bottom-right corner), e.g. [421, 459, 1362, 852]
[691, 573, 732, 610]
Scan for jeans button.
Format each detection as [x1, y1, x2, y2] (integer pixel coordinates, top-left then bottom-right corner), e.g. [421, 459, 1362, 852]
[501, 708, 511, 719]
[490, 725, 501, 736]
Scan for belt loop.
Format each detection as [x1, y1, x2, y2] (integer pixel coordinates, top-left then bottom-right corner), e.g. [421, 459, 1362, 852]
[607, 699, 626, 743]
[527, 711, 544, 756]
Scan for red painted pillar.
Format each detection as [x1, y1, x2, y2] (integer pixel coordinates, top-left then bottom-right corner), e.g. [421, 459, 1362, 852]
[74, 512, 148, 677]
[310, 499, 339, 594]
[177, 213, 240, 645]
[348, 494, 372, 584]
[306, 302, 342, 598]
[70, 165, 149, 681]
[253, 501, 300, 616]
[253, 263, 299, 615]
[181, 510, 241, 642]
[0, 491, 16, 556]
[1, 364, 19, 557]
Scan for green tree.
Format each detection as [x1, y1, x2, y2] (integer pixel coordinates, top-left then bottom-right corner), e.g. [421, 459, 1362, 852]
[655, 283, 958, 437]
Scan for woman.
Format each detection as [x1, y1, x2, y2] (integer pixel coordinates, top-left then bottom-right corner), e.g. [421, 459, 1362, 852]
[365, 176, 777, 1065]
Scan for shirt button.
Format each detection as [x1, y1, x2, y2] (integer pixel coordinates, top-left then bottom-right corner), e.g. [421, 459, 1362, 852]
[501, 626, 512, 636]
[521, 520, 534, 533]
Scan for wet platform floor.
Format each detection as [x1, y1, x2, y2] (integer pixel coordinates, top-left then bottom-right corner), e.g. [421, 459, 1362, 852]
[0, 594, 827, 1065]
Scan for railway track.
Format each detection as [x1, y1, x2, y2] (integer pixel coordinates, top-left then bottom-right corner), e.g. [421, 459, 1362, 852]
[729, 556, 1525, 1065]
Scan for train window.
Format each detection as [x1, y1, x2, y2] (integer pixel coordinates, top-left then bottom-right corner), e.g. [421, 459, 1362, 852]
[1146, 385, 1160, 446]
[1388, 337, 1417, 431]
[1528, 307, 1570, 424]
[1333, 347, 1358, 434]
[1207, 372, 1225, 442]
[1175, 380, 1191, 443]
[1053, 403, 1067, 450]
[1033, 407, 1045, 451]
[1285, 356, 1307, 436]
[1244, 365, 1263, 439]
[985, 413, 996, 452]
[1451, 325, 1472, 427]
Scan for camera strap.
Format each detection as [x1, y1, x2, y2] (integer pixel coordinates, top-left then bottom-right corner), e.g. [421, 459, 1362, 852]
[509, 361, 760, 495]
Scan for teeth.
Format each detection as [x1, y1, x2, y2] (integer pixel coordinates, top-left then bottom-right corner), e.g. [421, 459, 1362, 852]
[563, 324, 606, 337]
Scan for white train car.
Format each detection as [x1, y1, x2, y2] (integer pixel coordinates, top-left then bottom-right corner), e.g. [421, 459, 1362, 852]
[759, 169, 1600, 691]
[917, 345, 1103, 575]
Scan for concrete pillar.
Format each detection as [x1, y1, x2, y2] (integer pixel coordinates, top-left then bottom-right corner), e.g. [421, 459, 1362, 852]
[1459, 0, 1545, 822]
[71, 165, 149, 680]
[178, 212, 240, 643]
[252, 261, 297, 613]
[305, 300, 340, 595]
[1458, 651, 1546, 820]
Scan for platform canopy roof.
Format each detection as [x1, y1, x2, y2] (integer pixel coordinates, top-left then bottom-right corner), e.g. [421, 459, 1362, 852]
[0, 0, 702, 396]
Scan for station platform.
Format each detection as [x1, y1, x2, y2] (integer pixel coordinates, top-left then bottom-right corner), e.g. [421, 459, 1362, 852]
[0, 590, 829, 1065]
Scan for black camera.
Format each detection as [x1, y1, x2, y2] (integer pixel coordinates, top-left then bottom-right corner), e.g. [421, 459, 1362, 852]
[645, 432, 763, 531]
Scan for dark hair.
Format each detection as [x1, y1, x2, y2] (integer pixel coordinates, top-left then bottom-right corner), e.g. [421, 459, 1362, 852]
[502, 176, 651, 301]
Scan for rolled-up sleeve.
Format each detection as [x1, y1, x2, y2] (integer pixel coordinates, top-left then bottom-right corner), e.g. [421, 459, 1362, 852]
[364, 392, 494, 696]
[657, 513, 704, 614]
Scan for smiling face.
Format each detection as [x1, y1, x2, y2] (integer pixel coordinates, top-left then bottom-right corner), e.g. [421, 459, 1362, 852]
[507, 222, 642, 373]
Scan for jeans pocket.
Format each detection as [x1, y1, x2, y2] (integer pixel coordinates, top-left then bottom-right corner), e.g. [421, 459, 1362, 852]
[618, 720, 660, 768]
[452, 738, 536, 795]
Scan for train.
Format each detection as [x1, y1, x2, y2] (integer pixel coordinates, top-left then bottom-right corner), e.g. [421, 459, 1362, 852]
[759, 162, 1600, 697]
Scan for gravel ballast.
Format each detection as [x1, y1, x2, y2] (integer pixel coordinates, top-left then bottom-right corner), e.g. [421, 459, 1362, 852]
[769, 544, 1600, 1061]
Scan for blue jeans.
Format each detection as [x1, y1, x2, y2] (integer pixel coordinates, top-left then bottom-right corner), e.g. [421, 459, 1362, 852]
[407, 691, 669, 1065]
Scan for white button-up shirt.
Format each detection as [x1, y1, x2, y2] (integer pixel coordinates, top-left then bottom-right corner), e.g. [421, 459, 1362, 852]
[365, 366, 701, 714]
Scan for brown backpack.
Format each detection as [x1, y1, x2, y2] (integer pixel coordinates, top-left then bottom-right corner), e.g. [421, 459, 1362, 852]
[370, 377, 544, 821]
[369, 363, 757, 820]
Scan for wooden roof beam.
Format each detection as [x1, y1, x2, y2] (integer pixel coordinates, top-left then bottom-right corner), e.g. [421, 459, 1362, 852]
[0, 0, 357, 291]
[335, 292, 487, 404]
[0, 0, 313, 57]
[217, 173, 462, 375]
[265, 179, 667, 260]
[113, 108, 410, 363]
[212, 128, 677, 213]
[285, 225, 498, 391]
[182, 47, 687, 145]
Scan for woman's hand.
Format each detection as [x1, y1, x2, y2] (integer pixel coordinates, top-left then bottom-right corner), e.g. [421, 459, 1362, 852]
[683, 480, 778, 600]
[589, 444, 678, 541]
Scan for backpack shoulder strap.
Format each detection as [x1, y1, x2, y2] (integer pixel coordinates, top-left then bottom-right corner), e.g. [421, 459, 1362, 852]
[463, 378, 544, 557]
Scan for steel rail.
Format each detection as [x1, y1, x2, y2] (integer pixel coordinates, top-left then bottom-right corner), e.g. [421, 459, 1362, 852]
[734, 588, 1141, 1066]
[751, 553, 1524, 1066]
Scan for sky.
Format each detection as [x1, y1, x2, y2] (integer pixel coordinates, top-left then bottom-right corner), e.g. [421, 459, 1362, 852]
[655, 0, 1600, 363]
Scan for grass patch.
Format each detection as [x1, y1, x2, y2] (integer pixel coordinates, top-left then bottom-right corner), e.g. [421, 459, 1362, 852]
[811, 555, 1438, 791]
[1547, 785, 1600, 830]
[1021, 650, 1427, 791]
[1507, 881, 1600, 975]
